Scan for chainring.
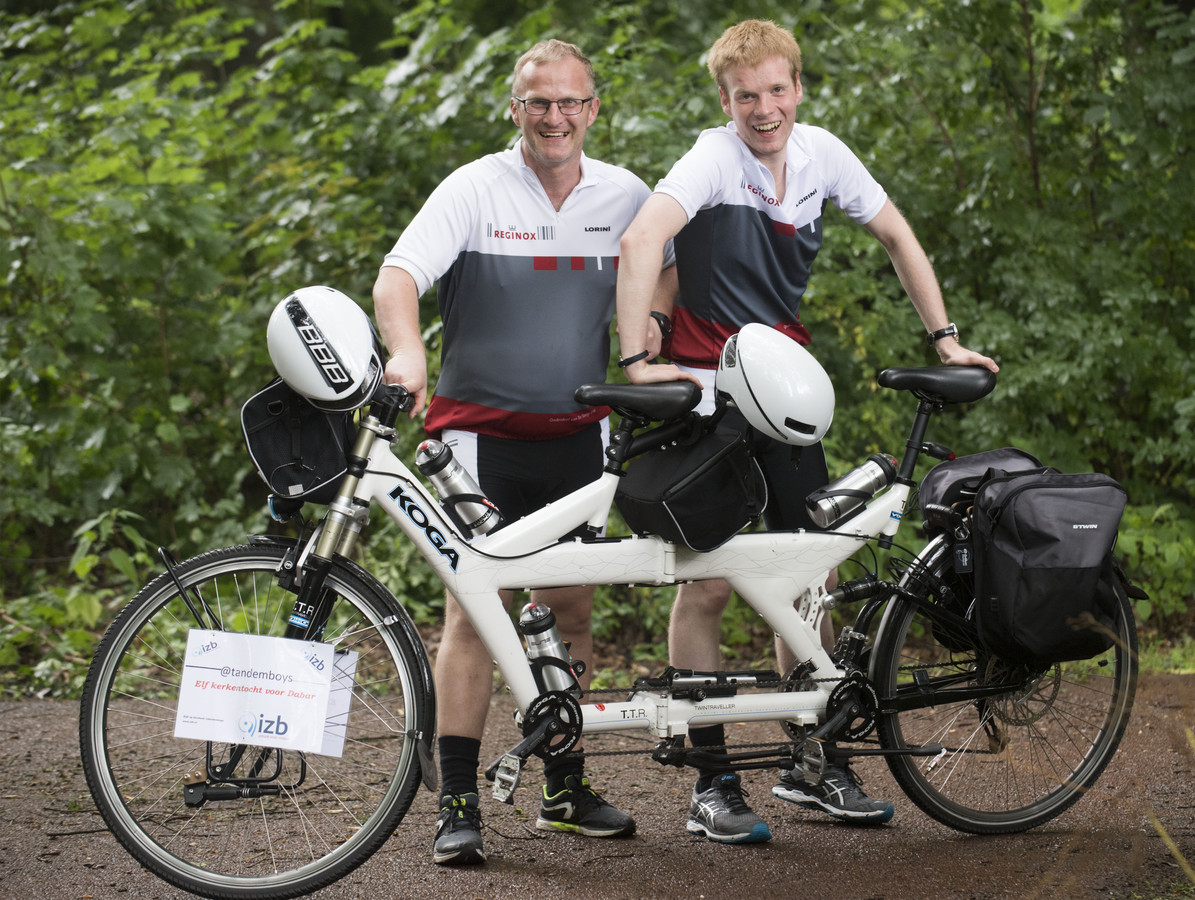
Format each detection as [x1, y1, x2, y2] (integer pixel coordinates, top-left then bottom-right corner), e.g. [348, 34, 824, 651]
[523, 690, 584, 759]
[825, 671, 879, 741]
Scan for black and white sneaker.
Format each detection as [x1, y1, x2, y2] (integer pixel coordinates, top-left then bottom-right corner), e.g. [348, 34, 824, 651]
[536, 774, 636, 837]
[772, 764, 894, 823]
[686, 773, 772, 844]
[433, 792, 486, 865]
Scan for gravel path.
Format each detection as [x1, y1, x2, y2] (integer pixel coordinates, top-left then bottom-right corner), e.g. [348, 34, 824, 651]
[2, 674, 1193, 900]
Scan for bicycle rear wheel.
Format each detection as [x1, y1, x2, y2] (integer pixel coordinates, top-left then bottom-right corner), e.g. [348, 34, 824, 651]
[79, 541, 433, 899]
[871, 535, 1137, 834]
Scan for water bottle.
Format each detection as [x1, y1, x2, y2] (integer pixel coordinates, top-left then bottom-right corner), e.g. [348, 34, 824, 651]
[518, 602, 579, 694]
[805, 453, 898, 529]
[415, 439, 502, 535]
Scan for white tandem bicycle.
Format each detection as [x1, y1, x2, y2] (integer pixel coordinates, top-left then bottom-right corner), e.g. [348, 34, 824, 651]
[79, 303, 1138, 899]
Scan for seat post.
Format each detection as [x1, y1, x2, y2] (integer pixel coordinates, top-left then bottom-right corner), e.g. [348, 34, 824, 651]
[895, 397, 941, 483]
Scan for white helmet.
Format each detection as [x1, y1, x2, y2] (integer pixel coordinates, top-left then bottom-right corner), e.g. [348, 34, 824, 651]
[266, 286, 383, 412]
[715, 323, 834, 446]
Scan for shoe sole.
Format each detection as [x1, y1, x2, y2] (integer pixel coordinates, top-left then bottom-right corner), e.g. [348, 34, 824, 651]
[686, 819, 772, 844]
[535, 816, 636, 838]
[772, 786, 895, 824]
[433, 846, 486, 866]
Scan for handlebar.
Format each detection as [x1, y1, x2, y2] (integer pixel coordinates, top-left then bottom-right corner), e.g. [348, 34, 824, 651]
[368, 383, 415, 428]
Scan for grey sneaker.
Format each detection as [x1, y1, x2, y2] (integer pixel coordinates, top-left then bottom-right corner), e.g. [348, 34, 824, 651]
[772, 764, 894, 823]
[434, 792, 485, 865]
[686, 773, 772, 844]
[536, 774, 636, 837]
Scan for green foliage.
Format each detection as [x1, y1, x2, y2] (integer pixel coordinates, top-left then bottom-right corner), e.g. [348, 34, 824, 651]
[2, 0, 1193, 696]
[1119, 502, 1195, 626]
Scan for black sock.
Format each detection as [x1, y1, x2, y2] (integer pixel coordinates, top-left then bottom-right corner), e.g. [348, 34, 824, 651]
[438, 735, 482, 801]
[543, 750, 585, 795]
[690, 725, 727, 793]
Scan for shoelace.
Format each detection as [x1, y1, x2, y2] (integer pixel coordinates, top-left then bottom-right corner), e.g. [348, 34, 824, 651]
[558, 777, 608, 814]
[826, 765, 865, 792]
[441, 796, 482, 831]
[713, 779, 754, 813]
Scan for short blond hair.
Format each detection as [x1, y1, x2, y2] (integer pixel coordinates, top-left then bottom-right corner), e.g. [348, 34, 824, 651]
[512, 39, 596, 96]
[707, 20, 802, 92]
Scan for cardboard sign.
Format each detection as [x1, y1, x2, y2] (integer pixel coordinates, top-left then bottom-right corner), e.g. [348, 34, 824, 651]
[174, 630, 353, 757]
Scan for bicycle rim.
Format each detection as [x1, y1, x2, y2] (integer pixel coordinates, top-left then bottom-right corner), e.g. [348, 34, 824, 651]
[872, 537, 1137, 834]
[79, 544, 428, 898]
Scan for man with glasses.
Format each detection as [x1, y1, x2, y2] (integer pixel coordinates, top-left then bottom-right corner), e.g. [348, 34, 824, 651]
[374, 39, 672, 866]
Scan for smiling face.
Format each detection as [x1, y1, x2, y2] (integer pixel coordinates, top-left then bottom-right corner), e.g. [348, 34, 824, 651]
[718, 55, 802, 167]
[511, 57, 599, 177]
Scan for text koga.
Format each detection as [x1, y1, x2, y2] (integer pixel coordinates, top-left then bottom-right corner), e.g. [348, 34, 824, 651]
[388, 484, 461, 571]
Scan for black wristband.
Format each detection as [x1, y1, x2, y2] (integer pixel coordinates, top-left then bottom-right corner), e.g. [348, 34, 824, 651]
[618, 350, 651, 368]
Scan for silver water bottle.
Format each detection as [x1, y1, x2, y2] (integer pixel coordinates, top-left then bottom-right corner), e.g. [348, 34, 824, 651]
[518, 602, 579, 694]
[415, 439, 502, 535]
[806, 453, 898, 528]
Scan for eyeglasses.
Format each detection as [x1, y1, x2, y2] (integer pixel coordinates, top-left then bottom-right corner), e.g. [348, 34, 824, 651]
[512, 96, 593, 116]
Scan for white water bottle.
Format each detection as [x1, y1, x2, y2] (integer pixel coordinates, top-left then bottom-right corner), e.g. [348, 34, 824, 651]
[415, 439, 502, 535]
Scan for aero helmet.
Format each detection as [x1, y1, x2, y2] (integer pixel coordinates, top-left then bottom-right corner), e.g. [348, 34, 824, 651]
[266, 286, 383, 412]
[715, 323, 834, 446]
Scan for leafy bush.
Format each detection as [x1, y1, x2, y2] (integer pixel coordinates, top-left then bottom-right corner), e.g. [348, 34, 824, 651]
[2, 0, 1193, 696]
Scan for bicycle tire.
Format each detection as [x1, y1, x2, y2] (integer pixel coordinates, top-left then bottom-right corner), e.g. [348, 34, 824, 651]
[79, 542, 433, 899]
[871, 535, 1137, 834]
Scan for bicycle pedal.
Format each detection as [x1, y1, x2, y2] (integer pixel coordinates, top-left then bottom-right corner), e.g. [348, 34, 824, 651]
[490, 753, 522, 804]
[800, 738, 828, 786]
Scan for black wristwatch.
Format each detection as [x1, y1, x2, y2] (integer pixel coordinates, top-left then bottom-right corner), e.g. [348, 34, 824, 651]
[650, 311, 672, 339]
[926, 323, 959, 346]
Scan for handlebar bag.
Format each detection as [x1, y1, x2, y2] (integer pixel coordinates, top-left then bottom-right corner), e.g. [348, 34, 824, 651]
[615, 431, 766, 552]
[918, 447, 1043, 533]
[241, 378, 356, 505]
[971, 469, 1127, 665]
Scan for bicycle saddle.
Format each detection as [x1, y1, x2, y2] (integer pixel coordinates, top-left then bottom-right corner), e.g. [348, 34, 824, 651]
[574, 381, 702, 421]
[877, 366, 997, 404]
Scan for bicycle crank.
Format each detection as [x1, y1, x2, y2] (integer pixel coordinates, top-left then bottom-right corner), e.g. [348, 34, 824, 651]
[484, 690, 583, 804]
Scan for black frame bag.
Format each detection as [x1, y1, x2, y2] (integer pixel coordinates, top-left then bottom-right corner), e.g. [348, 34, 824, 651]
[616, 430, 766, 552]
[241, 378, 357, 505]
[971, 470, 1127, 665]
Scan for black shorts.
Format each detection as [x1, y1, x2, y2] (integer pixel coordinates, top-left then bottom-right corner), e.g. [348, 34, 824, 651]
[442, 424, 605, 523]
[715, 407, 829, 532]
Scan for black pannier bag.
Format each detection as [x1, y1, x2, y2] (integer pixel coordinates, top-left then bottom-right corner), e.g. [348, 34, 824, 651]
[615, 431, 766, 552]
[971, 469, 1127, 665]
[241, 378, 357, 505]
[918, 447, 1044, 533]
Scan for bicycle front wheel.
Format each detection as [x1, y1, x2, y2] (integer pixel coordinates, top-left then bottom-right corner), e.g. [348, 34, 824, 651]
[871, 535, 1137, 834]
[79, 541, 433, 899]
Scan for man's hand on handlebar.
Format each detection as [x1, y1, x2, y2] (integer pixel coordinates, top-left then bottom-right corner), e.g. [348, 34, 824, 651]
[382, 351, 427, 417]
